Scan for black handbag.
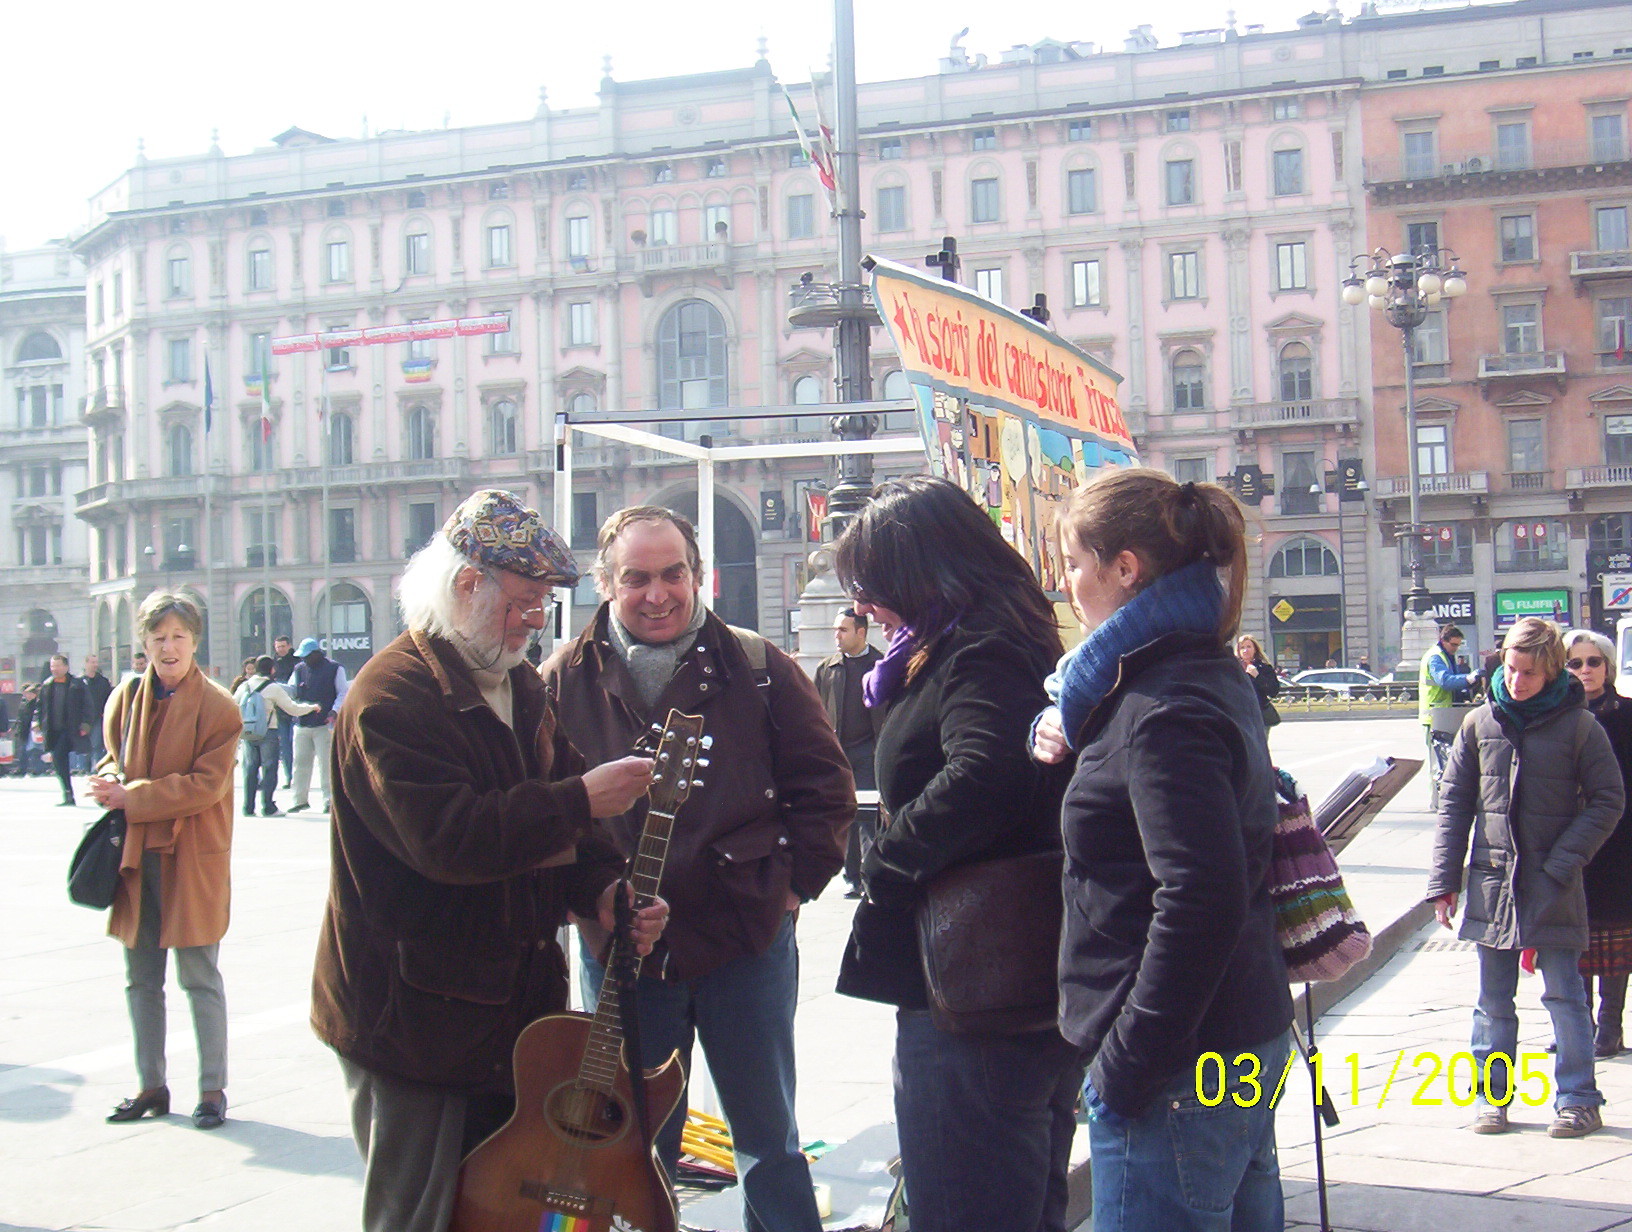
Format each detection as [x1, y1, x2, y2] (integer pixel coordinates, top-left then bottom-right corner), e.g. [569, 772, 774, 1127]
[67, 680, 136, 910]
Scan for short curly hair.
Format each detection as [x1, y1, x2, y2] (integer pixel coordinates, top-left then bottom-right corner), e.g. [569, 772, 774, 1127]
[135, 591, 204, 641]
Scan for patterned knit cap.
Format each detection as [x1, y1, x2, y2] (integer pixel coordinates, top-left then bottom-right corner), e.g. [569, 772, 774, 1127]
[442, 489, 580, 585]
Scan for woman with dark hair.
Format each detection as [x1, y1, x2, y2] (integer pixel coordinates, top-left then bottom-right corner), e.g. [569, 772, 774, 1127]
[833, 475, 1081, 1232]
[1032, 469, 1293, 1232]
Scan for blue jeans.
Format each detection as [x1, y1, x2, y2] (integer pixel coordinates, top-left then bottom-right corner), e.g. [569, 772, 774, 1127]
[1473, 944, 1602, 1110]
[278, 719, 294, 784]
[241, 730, 280, 814]
[580, 912, 819, 1232]
[894, 1009, 1083, 1232]
[1088, 1030, 1288, 1232]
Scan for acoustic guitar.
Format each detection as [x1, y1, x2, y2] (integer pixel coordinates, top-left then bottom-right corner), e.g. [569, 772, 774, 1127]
[451, 709, 710, 1232]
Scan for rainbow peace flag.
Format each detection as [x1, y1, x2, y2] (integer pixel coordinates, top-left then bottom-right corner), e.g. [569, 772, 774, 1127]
[536, 1212, 588, 1232]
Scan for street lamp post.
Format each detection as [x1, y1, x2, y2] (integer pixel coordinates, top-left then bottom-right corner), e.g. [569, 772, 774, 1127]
[1343, 248, 1467, 673]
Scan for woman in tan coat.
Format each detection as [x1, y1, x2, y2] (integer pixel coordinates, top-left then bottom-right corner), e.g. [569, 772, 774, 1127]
[90, 591, 241, 1129]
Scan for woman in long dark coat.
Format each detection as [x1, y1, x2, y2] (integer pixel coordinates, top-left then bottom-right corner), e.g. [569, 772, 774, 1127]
[1564, 628, 1632, 1057]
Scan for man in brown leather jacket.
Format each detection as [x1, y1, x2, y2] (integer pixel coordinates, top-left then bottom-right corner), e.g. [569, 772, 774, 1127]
[542, 504, 853, 1232]
[312, 491, 665, 1232]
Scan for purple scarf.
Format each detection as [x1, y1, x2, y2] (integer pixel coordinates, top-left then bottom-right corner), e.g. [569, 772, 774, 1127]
[863, 623, 918, 709]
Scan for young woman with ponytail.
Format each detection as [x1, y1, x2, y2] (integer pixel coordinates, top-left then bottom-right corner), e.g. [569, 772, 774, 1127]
[1032, 469, 1294, 1232]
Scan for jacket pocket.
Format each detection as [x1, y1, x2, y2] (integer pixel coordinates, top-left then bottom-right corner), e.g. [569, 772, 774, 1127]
[376, 937, 521, 1087]
[708, 824, 794, 943]
[1463, 850, 1508, 927]
[396, 937, 520, 1005]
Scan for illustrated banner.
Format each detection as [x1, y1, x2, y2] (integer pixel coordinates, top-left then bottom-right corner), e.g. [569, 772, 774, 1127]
[867, 255, 1136, 594]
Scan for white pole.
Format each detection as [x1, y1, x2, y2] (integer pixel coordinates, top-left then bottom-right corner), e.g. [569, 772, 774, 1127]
[698, 451, 715, 611]
[555, 412, 574, 646]
[321, 358, 332, 653]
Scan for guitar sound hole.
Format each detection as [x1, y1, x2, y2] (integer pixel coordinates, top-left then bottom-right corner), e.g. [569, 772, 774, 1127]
[545, 1083, 627, 1145]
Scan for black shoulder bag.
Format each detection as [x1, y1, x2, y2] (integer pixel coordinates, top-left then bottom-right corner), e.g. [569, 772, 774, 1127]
[67, 680, 138, 910]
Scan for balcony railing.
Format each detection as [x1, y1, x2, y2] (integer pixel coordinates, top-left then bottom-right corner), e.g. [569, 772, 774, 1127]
[1567, 465, 1632, 488]
[1364, 138, 1630, 185]
[1570, 249, 1632, 280]
[80, 389, 124, 423]
[1506, 470, 1551, 492]
[75, 474, 224, 517]
[1477, 350, 1566, 380]
[283, 457, 469, 490]
[1234, 397, 1361, 428]
[1495, 553, 1570, 574]
[1374, 471, 1490, 498]
[246, 545, 278, 568]
[619, 243, 734, 274]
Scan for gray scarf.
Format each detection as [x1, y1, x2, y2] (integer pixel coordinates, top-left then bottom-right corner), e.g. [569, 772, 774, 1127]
[607, 601, 708, 711]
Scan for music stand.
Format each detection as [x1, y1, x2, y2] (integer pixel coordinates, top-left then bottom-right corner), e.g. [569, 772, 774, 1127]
[1296, 756, 1422, 1232]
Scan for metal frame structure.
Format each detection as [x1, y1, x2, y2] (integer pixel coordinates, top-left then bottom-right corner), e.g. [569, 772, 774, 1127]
[552, 400, 920, 641]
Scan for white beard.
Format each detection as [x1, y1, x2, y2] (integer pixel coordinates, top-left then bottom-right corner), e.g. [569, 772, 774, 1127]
[456, 579, 531, 674]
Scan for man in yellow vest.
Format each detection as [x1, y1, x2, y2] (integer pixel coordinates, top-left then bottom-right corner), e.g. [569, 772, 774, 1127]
[1420, 624, 1484, 791]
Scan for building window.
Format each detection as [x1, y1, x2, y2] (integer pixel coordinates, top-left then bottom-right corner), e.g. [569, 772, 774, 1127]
[405, 231, 430, 275]
[1499, 214, 1536, 262]
[1494, 119, 1531, 170]
[406, 190, 427, 209]
[248, 247, 272, 291]
[1415, 523, 1473, 575]
[1066, 168, 1097, 215]
[1165, 159, 1195, 205]
[974, 268, 1004, 304]
[1496, 519, 1567, 571]
[1412, 308, 1448, 376]
[567, 172, 588, 191]
[1592, 113, 1627, 161]
[326, 240, 350, 282]
[1070, 259, 1102, 308]
[656, 300, 728, 411]
[488, 399, 518, 455]
[93, 283, 104, 325]
[249, 419, 274, 472]
[486, 224, 512, 268]
[1606, 415, 1632, 467]
[329, 411, 354, 466]
[249, 331, 272, 377]
[706, 156, 727, 178]
[111, 272, 123, 314]
[1169, 250, 1201, 299]
[486, 318, 515, 355]
[792, 374, 823, 404]
[786, 194, 815, 239]
[652, 163, 673, 184]
[327, 331, 352, 370]
[1278, 342, 1313, 402]
[1596, 205, 1630, 251]
[1402, 130, 1436, 178]
[406, 405, 436, 460]
[167, 256, 191, 298]
[789, 146, 809, 168]
[1270, 537, 1339, 578]
[407, 502, 439, 555]
[488, 181, 510, 200]
[166, 337, 192, 383]
[1272, 148, 1304, 196]
[1508, 418, 1545, 475]
[568, 301, 595, 347]
[1275, 241, 1308, 290]
[571, 492, 598, 551]
[407, 318, 432, 362]
[1272, 97, 1301, 120]
[1280, 450, 1320, 515]
[1172, 457, 1210, 485]
[327, 199, 347, 217]
[566, 215, 593, 260]
[1501, 303, 1540, 355]
[649, 209, 678, 246]
[1597, 296, 1631, 363]
[878, 137, 903, 159]
[971, 128, 997, 150]
[329, 508, 357, 564]
[1225, 140, 1243, 193]
[704, 203, 730, 240]
[876, 185, 907, 232]
[166, 424, 194, 477]
[1067, 118, 1093, 141]
[970, 177, 1000, 223]
[1166, 109, 1191, 133]
[17, 331, 61, 362]
[1171, 350, 1205, 410]
[1416, 422, 1450, 477]
[1406, 220, 1440, 257]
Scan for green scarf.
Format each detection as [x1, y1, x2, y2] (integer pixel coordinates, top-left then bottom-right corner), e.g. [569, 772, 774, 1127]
[1489, 667, 1578, 732]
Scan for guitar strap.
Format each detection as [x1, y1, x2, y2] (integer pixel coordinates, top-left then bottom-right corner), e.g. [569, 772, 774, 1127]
[610, 878, 667, 1205]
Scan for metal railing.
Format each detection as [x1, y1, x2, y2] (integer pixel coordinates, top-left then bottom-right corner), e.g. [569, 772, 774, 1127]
[1374, 471, 1489, 498]
[1477, 350, 1566, 379]
[1567, 465, 1632, 488]
[1571, 249, 1632, 279]
[1506, 470, 1551, 491]
[1234, 397, 1361, 427]
[1364, 139, 1630, 185]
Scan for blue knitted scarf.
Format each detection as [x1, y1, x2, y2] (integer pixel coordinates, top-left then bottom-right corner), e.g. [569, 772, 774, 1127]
[1489, 666, 1577, 732]
[1055, 559, 1225, 748]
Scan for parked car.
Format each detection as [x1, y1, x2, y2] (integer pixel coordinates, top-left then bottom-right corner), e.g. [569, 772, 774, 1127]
[1291, 668, 1383, 696]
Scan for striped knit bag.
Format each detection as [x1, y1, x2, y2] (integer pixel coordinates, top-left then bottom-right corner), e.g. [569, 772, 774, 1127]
[1270, 795, 1373, 983]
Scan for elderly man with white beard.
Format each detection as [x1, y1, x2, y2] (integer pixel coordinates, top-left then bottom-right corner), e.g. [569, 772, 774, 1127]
[311, 490, 667, 1232]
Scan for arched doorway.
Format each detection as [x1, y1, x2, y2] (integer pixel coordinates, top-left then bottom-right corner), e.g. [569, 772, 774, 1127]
[240, 586, 294, 663]
[668, 492, 759, 630]
[315, 582, 374, 676]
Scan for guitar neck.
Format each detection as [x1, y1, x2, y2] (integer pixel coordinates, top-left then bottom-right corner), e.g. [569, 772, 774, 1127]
[578, 807, 676, 1094]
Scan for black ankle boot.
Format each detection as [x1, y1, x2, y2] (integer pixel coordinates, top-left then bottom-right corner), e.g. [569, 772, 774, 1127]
[1597, 973, 1627, 1058]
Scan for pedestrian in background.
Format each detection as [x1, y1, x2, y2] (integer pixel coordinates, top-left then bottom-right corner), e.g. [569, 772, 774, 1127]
[13, 683, 40, 776]
[816, 606, 884, 898]
[835, 476, 1080, 1232]
[38, 653, 89, 806]
[1563, 628, 1632, 1058]
[82, 653, 114, 770]
[288, 638, 348, 814]
[270, 634, 298, 788]
[1429, 616, 1621, 1138]
[227, 657, 257, 695]
[1034, 470, 1292, 1232]
[1235, 632, 1282, 731]
[232, 654, 318, 817]
[93, 591, 241, 1131]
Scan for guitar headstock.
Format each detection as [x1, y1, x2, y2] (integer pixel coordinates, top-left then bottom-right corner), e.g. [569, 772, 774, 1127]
[645, 709, 709, 813]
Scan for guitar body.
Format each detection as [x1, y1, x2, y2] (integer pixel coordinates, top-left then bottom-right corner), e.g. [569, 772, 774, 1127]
[450, 1012, 685, 1232]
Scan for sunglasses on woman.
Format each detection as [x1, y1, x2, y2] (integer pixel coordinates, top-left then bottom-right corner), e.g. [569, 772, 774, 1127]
[1566, 656, 1605, 669]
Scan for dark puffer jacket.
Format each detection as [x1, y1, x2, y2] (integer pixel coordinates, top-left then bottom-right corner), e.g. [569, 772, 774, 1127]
[1585, 693, 1632, 927]
[1427, 682, 1624, 951]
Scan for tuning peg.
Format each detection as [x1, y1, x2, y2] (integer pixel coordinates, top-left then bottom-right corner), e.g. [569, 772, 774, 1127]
[690, 778, 705, 789]
[700, 735, 714, 750]
[650, 722, 663, 733]
[695, 757, 710, 769]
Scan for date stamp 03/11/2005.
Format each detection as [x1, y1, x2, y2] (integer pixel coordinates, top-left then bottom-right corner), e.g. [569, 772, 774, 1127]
[1194, 1049, 1557, 1110]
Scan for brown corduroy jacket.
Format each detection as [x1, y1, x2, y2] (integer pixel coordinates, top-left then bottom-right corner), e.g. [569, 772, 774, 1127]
[103, 665, 242, 949]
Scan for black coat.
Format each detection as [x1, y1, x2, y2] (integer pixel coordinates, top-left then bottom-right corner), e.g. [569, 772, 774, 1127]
[836, 624, 1069, 1009]
[36, 677, 89, 745]
[1583, 693, 1632, 927]
[1058, 631, 1293, 1117]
